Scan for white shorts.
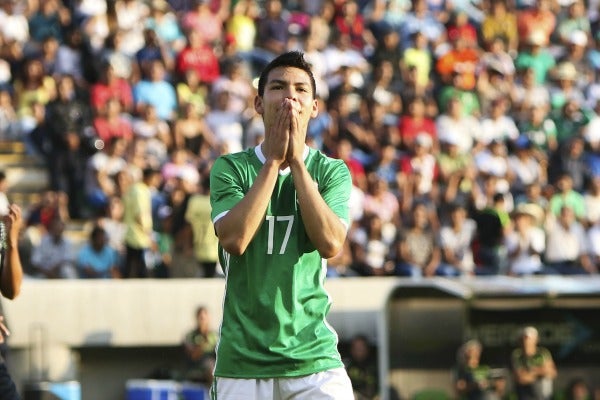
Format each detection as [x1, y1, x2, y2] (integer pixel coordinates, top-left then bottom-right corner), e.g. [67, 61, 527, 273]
[210, 367, 355, 400]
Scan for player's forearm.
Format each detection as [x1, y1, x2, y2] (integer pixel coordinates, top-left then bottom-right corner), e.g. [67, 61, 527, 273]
[0, 246, 23, 299]
[215, 160, 281, 256]
[290, 160, 346, 258]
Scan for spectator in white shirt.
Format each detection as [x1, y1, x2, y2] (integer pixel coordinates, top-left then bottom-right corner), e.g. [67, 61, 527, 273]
[544, 206, 595, 275]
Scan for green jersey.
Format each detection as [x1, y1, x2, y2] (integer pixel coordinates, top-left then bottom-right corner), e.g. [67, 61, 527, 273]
[209, 145, 352, 378]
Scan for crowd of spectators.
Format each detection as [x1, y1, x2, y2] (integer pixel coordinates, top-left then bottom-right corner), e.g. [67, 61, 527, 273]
[1, 0, 600, 278]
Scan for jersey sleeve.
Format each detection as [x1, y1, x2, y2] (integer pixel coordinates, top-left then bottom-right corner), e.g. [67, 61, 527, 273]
[318, 158, 352, 228]
[209, 155, 247, 223]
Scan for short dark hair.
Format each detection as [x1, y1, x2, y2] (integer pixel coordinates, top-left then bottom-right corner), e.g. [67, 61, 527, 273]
[257, 51, 316, 99]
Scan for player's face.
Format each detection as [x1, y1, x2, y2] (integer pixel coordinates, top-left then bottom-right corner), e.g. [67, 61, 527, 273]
[255, 66, 318, 132]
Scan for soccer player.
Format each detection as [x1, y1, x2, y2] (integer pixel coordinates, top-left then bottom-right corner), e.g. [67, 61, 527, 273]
[209, 51, 355, 399]
[0, 204, 24, 399]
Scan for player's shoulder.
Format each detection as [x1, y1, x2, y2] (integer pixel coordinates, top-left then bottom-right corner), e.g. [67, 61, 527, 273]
[212, 148, 256, 169]
[307, 147, 347, 170]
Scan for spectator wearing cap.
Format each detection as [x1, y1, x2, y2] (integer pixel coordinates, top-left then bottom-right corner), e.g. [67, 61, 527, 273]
[507, 135, 547, 198]
[505, 203, 546, 275]
[516, 0, 556, 48]
[513, 182, 548, 226]
[548, 61, 586, 110]
[557, 30, 594, 92]
[556, 0, 591, 48]
[511, 326, 557, 400]
[515, 30, 556, 84]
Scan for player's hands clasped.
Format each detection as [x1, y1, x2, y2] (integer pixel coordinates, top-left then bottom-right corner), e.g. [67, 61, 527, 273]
[263, 98, 305, 167]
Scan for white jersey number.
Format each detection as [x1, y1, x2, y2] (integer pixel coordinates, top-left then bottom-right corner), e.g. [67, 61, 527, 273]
[266, 215, 294, 255]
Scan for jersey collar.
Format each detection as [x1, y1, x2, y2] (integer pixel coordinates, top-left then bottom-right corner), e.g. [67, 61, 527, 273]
[255, 143, 310, 176]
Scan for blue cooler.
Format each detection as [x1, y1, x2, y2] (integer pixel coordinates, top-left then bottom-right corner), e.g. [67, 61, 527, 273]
[179, 382, 208, 400]
[23, 381, 81, 400]
[125, 380, 179, 400]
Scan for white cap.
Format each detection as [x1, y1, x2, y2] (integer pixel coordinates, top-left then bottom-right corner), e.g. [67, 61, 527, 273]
[569, 30, 588, 47]
[415, 132, 433, 148]
[522, 326, 539, 338]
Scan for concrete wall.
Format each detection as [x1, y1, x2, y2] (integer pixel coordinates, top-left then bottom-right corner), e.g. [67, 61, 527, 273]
[3, 277, 600, 400]
[2, 277, 395, 400]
